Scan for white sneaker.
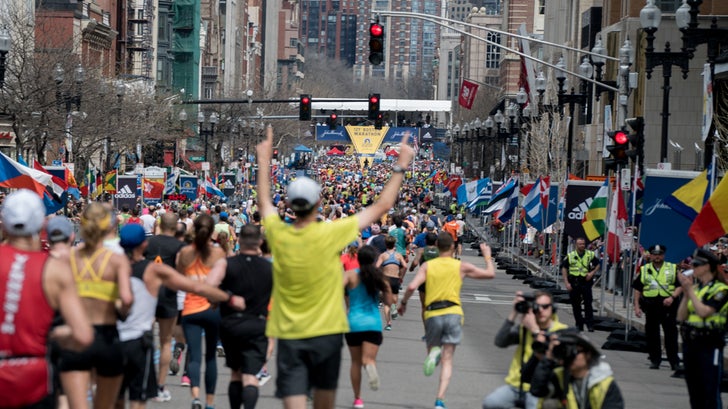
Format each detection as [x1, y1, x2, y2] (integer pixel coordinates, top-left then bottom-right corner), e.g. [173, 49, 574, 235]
[391, 304, 398, 320]
[364, 363, 379, 390]
[153, 388, 172, 402]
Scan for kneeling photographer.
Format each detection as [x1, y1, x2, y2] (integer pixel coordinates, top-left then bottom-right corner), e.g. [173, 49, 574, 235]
[482, 291, 568, 409]
[529, 330, 624, 409]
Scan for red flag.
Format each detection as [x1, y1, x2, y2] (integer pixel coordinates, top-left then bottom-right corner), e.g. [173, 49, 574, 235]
[607, 175, 628, 262]
[445, 175, 462, 197]
[539, 176, 551, 211]
[458, 79, 479, 110]
[143, 178, 165, 199]
[689, 174, 728, 246]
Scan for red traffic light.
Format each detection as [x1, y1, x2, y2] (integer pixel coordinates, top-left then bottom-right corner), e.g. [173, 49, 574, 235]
[330, 113, 337, 120]
[369, 95, 379, 104]
[301, 96, 310, 104]
[614, 131, 628, 145]
[369, 23, 383, 37]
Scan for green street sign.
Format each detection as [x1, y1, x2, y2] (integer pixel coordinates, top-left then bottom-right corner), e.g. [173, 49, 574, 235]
[189, 156, 205, 162]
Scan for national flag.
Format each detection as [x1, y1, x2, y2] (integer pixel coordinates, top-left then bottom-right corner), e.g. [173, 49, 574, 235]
[17, 154, 29, 167]
[32, 161, 68, 199]
[539, 176, 551, 211]
[432, 171, 444, 185]
[458, 79, 479, 109]
[94, 172, 103, 198]
[425, 169, 437, 182]
[443, 175, 462, 197]
[143, 178, 165, 199]
[581, 179, 610, 241]
[65, 166, 79, 199]
[467, 185, 494, 210]
[523, 177, 543, 227]
[164, 170, 179, 195]
[498, 178, 520, 223]
[104, 171, 117, 193]
[629, 166, 644, 225]
[606, 173, 628, 262]
[457, 178, 491, 206]
[204, 177, 226, 198]
[485, 177, 517, 213]
[688, 174, 728, 246]
[663, 163, 713, 221]
[0, 152, 52, 196]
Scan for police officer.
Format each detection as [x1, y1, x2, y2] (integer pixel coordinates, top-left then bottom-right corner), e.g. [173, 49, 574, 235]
[560, 237, 599, 332]
[632, 244, 682, 370]
[677, 248, 728, 409]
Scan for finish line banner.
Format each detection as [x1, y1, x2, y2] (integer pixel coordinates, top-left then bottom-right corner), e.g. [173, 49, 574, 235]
[346, 125, 387, 155]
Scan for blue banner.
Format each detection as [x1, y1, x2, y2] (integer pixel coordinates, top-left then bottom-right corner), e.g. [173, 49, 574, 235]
[179, 175, 198, 201]
[315, 126, 422, 143]
[641, 169, 701, 264]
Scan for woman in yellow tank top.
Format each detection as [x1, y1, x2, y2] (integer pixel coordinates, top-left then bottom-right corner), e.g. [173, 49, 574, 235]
[59, 203, 134, 409]
[176, 213, 227, 409]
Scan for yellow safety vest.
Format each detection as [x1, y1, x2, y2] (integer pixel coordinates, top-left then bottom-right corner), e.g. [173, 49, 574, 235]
[504, 320, 568, 390]
[639, 262, 677, 298]
[687, 280, 728, 329]
[567, 250, 595, 277]
[538, 368, 614, 409]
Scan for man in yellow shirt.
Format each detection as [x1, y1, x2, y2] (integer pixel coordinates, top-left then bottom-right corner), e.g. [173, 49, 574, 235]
[256, 126, 414, 409]
[398, 232, 496, 409]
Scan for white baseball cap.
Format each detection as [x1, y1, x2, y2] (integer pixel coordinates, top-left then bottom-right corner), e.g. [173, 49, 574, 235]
[1, 189, 46, 236]
[287, 177, 321, 211]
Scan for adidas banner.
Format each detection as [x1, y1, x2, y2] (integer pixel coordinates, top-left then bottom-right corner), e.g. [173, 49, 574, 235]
[220, 173, 236, 197]
[115, 175, 138, 210]
[563, 181, 602, 241]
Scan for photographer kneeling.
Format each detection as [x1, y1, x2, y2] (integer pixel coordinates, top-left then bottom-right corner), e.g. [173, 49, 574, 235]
[529, 330, 624, 409]
[482, 291, 568, 409]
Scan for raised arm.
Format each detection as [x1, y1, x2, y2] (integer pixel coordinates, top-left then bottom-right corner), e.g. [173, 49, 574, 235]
[256, 125, 278, 219]
[356, 134, 415, 230]
[461, 243, 496, 279]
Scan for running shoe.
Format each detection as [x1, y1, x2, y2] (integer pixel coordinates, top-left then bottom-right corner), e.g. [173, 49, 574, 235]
[434, 398, 446, 408]
[216, 343, 225, 357]
[191, 398, 202, 409]
[353, 398, 364, 408]
[170, 344, 184, 375]
[152, 387, 172, 402]
[384, 323, 392, 331]
[256, 368, 272, 386]
[181, 375, 191, 387]
[391, 304, 398, 320]
[423, 346, 441, 376]
[364, 363, 379, 391]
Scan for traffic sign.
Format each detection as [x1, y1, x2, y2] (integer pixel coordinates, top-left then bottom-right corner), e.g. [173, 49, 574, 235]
[189, 156, 205, 162]
[52, 160, 62, 166]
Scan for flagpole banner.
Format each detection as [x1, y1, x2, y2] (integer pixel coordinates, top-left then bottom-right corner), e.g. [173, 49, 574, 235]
[220, 173, 236, 197]
[115, 175, 138, 210]
[602, 105, 613, 158]
[179, 175, 198, 201]
[642, 169, 702, 263]
[702, 63, 713, 141]
[563, 180, 602, 240]
[458, 79, 479, 110]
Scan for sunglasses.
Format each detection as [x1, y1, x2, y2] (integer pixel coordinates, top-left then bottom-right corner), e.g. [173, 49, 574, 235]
[691, 260, 708, 267]
[534, 303, 552, 312]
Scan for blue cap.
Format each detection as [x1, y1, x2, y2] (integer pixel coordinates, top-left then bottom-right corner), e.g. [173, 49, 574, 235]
[220, 211, 229, 219]
[119, 224, 146, 249]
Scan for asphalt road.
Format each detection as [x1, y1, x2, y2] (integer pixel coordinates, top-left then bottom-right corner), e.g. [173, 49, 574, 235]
[148, 246, 697, 408]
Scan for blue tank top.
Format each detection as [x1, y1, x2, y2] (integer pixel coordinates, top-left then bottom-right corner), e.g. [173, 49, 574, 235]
[347, 272, 383, 333]
[381, 250, 401, 267]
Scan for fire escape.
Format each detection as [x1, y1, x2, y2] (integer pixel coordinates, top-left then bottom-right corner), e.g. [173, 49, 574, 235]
[125, 0, 154, 79]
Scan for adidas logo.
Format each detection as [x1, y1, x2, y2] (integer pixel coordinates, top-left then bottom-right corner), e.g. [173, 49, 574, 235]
[567, 198, 593, 220]
[224, 180, 234, 188]
[115, 185, 136, 199]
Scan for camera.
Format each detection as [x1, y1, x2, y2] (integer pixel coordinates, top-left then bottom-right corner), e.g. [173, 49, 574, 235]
[552, 333, 580, 362]
[515, 293, 536, 314]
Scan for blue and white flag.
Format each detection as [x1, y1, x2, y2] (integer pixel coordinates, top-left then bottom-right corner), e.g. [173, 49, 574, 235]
[457, 178, 491, 206]
[523, 177, 543, 226]
[204, 177, 226, 198]
[485, 177, 517, 214]
[164, 169, 179, 195]
[498, 178, 520, 223]
[467, 184, 494, 210]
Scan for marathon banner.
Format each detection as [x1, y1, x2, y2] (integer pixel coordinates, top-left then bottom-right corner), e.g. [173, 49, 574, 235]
[641, 169, 701, 264]
[563, 181, 602, 241]
[315, 126, 420, 144]
[220, 173, 236, 197]
[347, 125, 388, 169]
[179, 175, 198, 201]
[115, 175, 138, 210]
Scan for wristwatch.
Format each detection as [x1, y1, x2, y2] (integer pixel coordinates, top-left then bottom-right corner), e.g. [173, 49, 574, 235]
[392, 164, 406, 174]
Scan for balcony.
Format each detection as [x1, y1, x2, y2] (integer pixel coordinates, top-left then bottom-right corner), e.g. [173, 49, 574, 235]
[202, 66, 218, 80]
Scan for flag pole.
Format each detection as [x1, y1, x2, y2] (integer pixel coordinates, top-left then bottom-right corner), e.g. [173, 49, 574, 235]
[598, 170, 614, 317]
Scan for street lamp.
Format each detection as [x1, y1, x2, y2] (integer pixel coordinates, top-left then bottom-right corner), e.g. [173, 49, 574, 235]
[177, 108, 187, 166]
[453, 123, 461, 166]
[555, 56, 588, 178]
[0, 28, 11, 89]
[484, 116, 494, 176]
[198, 111, 218, 168]
[641, 0, 728, 168]
[54, 63, 85, 163]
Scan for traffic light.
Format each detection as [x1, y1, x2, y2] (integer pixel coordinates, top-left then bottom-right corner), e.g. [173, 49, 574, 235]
[604, 128, 630, 171]
[328, 112, 338, 130]
[368, 93, 380, 120]
[369, 22, 384, 65]
[625, 116, 645, 170]
[299, 94, 312, 121]
[374, 113, 383, 130]
[273, 149, 279, 160]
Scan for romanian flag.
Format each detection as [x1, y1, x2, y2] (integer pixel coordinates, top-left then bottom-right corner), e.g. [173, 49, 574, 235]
[582, 179, 610, 241]
[663, 163, 713, 221]
[0, 152, 51, 196]
[104, 170, 117, 193]
[688, 175, 728, 246]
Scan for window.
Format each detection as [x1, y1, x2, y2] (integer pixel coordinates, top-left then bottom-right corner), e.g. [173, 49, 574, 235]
[290, 38, 298, 47]
[539, 0, 545, 14]
[656, 0, 680, 12]
[486, 32, 500, 68]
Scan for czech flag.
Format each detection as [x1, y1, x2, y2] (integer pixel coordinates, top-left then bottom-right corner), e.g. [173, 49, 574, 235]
[0, 152, 51, 196]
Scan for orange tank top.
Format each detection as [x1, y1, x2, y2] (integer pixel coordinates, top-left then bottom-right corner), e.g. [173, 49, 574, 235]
[182, 256, 211, 316]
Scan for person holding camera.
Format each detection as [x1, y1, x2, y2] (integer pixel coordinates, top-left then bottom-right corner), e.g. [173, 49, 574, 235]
[482, 291, 569, 409]
[676, 248, 728, 409]
[561, 237, 600, 332]
[529, 330, 624, 409]
[632, 244, 682, 370]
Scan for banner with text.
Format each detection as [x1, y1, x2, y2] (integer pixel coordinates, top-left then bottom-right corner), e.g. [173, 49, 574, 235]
[115, 175, 138, 210]
[220, 173, 236, 197]
[346, 125, 388, 168]
[563, 181, 602, 241]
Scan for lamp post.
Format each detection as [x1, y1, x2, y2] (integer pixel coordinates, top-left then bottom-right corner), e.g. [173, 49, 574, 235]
[0, 28, 11, 89]
[641, 0, 728, 168]
[453, 123, 461, 166]
[462, 122, 470, 171]
[177, 108, 187, 166]
[197, 111, 218, 169]
[555, 56, 588, 178]
[473, 117, 482, 177]
[54, 63, 85, 163]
